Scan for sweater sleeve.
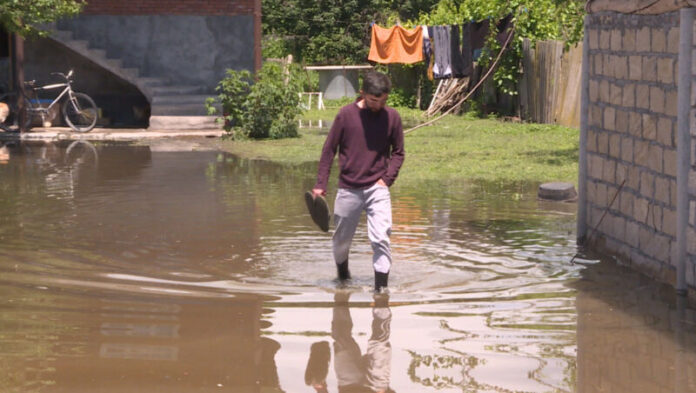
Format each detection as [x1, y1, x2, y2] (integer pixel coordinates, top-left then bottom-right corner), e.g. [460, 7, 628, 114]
[383, 113, 405, 187]
[314, 112, 343, 190]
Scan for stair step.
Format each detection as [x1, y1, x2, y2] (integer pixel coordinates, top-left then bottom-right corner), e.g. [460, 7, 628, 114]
[121, 67, 140, 79]
[69, 39, 90, 51]
[103, 58, 123, 70]
[150, 85, 207, 95]
[151, 94, 216, 105]
[148, 115, 221, 130]
[89, 48, 107, 59]
[138, 77, 169, 87]
[51, 30, 73, 42]
[151, 103, 212, 116]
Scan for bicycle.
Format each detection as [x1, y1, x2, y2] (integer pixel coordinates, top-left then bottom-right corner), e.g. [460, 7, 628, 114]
[0, 70, 99, 133]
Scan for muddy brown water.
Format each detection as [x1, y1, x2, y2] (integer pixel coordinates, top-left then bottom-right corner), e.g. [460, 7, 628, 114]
[0, 140, 695, 393]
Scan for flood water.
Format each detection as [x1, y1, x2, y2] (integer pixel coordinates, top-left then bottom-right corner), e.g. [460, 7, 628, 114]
[0, 139, 695, 393]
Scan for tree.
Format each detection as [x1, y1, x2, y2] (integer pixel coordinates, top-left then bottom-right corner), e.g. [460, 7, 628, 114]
[262, 0, 393, 64]
[0, 0, 84, 36]
[387, 0, 438, 23]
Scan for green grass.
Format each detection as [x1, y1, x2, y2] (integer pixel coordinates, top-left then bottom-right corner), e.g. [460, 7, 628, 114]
[403, 116, 579, 184]
[218, 108, 579, 185]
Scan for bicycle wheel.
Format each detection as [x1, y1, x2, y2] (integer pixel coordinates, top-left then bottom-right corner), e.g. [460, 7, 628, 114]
[62, 92, 98, 132]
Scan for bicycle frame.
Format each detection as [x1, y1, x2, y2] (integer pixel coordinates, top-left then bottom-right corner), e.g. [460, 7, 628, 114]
[26, 82, 74, 115]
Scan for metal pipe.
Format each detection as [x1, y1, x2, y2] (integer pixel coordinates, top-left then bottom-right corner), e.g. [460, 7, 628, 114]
[577, 15, 591, 245]
[676, 8, 694, 295]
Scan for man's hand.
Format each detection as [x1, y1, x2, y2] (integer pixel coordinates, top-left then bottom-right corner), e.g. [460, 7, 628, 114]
[376, 179, 388, 187]
[312, 188, 326, 198]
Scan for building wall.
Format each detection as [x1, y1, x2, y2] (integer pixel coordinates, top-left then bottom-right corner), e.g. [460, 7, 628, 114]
[690, 14, 696, 297]
[584, 11, 696, 292]
[81, 0, 255, 16]
[53, 14, 254, 93]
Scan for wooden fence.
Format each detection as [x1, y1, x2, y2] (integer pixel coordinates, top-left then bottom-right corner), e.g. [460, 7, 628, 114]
[519, 39, 582, 128]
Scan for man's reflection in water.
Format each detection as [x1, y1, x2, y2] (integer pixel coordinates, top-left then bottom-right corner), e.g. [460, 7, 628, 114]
[305, 293, 393, 393]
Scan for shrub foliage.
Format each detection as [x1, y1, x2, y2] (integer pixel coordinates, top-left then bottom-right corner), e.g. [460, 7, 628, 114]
[208, 63, 305, 139]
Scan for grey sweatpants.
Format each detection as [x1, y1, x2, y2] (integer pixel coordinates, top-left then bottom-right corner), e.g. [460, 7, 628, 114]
[333, 183, 392, 274]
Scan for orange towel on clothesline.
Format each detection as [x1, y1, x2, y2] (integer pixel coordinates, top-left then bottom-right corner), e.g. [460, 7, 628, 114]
[368, 24, 424, 64]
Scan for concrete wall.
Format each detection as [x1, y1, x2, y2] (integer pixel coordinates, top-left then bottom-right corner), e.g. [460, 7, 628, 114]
[584, 11, 696, 293]
[689, 13, 696, 298]
[80, 0, 255, 15]
[56, 15, 254, 92]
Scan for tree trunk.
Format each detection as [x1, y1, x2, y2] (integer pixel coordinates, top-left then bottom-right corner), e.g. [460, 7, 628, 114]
[11, 33, 26, 132]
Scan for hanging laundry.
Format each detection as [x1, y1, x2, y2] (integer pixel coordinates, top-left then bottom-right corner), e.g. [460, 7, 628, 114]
[449, 25, 465, 77]
[460, 22, 473, 77]
[431, 25, 452, 79]
[427, 26, 435, 80]
[496, 14, 515, 45]
[422, 25, 432, 66]
[470, 19, 489, 61]
[468, 14, 514, 61]
[431, 25, 472, 79]
[450, 24, 474, 78]
[368, 24, 424, 64]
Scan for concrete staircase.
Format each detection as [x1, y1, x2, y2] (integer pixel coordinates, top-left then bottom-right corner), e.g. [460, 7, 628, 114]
[47, 26, 220, 130]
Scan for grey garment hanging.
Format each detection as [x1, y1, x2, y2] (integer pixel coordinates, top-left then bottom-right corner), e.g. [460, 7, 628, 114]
[431, 25, 452, 79]
[432, 24, 473, 79]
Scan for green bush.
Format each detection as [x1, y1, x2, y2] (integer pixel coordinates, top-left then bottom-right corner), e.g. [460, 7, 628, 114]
[208, 63, 305, 139]
[387, 87, 417, 109]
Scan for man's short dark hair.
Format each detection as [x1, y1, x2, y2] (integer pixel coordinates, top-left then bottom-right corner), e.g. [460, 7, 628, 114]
[362, 71, 391, 96]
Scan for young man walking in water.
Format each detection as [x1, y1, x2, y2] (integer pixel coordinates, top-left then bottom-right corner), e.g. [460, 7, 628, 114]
[312, 71, 405, 293]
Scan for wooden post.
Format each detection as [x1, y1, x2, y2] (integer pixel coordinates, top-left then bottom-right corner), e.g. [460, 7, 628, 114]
[11, 33, 26, 132]
[253, 0, 262, 74]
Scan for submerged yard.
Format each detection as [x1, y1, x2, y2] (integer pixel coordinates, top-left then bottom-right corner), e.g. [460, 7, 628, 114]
[0, 137, 694, 393]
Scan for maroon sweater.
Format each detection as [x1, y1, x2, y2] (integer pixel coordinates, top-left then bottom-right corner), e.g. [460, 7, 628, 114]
[314, 102, 405, 190]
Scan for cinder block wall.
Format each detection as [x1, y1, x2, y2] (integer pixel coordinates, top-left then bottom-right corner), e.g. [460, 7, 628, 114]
[584, 11, 695, 291]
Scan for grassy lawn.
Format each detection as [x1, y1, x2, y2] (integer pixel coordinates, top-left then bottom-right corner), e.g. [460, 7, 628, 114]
[218, 107, 579, 186]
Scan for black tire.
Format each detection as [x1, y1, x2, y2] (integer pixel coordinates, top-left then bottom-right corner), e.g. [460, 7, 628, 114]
[62, 92, 98, 132]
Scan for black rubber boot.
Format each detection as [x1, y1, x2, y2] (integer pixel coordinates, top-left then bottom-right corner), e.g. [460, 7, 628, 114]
[336, 260, 351, 281]
[374, 271, 389, 293]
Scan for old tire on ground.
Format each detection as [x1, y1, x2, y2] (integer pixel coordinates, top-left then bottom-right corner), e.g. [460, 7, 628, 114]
[538, 182, 577, 201]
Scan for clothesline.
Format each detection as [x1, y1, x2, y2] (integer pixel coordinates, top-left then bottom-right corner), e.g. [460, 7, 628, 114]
[403, 25, 516, 135]
[368, 15, 513, 80]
